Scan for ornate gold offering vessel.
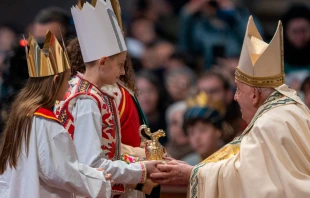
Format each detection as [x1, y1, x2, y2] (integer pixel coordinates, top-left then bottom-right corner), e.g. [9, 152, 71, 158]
[139, 125, 166, 160]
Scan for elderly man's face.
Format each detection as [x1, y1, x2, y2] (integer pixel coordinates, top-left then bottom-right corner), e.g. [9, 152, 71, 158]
[234, 80, 257, 124]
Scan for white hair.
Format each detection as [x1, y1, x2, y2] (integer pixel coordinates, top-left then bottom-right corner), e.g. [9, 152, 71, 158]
[165, 101, 187, 124]
[256, 87, 274, 98]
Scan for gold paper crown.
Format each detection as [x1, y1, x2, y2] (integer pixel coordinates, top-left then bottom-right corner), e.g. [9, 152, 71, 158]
[235, 16, 284, 88]
[110, 0, 123, 30]
[186, 92, 226, 115]
[25, 31, 71, 77]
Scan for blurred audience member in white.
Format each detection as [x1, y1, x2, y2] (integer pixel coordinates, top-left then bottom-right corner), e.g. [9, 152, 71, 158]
[165, 101, 193, 160]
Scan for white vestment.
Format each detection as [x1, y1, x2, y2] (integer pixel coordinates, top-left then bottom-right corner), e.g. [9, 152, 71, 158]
[71, 98, 145, 184]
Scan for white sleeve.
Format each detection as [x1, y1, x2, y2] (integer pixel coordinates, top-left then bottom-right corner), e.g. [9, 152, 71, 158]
[99, 159, 146, 184]
[38, 127, 111, 197]
[72, 98, 146, 184]
[72, 98, 104, 167]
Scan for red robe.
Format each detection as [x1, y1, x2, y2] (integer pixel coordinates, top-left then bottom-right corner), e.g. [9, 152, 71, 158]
[118, 85, 141, 147]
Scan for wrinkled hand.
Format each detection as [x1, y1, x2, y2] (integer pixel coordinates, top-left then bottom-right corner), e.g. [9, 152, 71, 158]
[145, 160, 162, 178]
[97, 168, 112, 181]
[149, 160, 193, 185]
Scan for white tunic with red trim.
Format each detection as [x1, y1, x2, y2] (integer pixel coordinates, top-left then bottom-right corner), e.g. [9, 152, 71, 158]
[0, 108, 111, 198]
[54, 75, 147, 195]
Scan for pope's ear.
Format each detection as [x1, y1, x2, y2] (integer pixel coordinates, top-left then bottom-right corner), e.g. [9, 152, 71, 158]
[252, 87, 260, 106]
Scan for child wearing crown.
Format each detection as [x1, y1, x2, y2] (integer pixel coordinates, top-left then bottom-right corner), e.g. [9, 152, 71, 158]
[0, 31, 114, 197]
[182, 92, 234, 165]
[54, 0, 160, 197]
[66, 37, 159, 198]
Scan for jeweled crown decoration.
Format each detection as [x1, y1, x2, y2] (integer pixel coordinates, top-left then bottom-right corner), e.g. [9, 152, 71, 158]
[71, 0, 127, 63]
[186, 92, 225, 116]
[25, 31, 70, 77]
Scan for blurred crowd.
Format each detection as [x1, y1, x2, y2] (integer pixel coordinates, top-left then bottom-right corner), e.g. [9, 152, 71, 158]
[0, 0, 310, 164]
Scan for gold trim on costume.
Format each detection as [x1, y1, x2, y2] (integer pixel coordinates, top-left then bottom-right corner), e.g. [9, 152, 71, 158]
[235, 67, 284, 88]
[201, 141, 240, 164]
[119, 87, 126, 118]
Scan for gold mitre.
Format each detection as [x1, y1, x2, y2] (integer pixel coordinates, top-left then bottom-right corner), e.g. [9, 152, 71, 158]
[26, 31, 70, 77]
[186, 92, 226, 115]
[235, 16, 284, 88]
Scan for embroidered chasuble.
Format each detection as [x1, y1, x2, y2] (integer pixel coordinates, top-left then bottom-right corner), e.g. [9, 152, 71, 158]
[188, 85, 310, 198]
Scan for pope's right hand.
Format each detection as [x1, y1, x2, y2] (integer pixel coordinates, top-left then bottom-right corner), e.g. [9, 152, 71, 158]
[150, 160, 193, 185]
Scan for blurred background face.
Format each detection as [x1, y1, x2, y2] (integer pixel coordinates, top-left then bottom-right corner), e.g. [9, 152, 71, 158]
[0, 27, 17, 52]
[166, 73, 191, 101]
[32, 22, 64, 40]
[198, 76, 226, 103]
[168, 109, 188, 145]
[131, 19, 156, 44]
[186, 121, 221, 158]
[154, 42, 175, 66]
[136, 77, 159, 115]
[286, 18, 310, 49]
[141, 41, 175, 69]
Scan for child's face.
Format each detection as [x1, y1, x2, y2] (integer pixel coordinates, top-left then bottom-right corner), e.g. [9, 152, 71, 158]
[56, 69, 71, 101]
[101, 51, 127, 85]
[187, 121, 221, 157]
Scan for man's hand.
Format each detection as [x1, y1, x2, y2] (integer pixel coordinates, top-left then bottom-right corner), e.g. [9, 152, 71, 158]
[149, 160, 194, 185]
